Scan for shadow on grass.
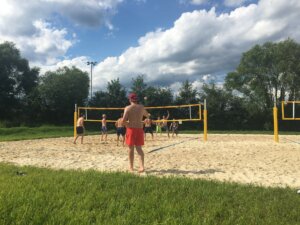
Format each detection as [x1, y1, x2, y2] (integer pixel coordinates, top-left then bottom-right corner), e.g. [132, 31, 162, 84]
[147, 168, 224, 175]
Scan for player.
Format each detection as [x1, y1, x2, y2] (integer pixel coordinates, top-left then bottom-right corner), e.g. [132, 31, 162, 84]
[144, 113, 154, 141]
[169, 118, 179, 137]
[122, 93, 148, 173]
[73, 114, 85, 144]
[101, 114, 108, 142]
[161, 110, 170, 138]
[115, 113, 126, 146]
[156, 116, 162, 136]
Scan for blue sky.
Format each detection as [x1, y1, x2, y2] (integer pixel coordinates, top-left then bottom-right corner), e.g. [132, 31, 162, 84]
[0, 0, 299, 93]
[68, 0, 258, 61]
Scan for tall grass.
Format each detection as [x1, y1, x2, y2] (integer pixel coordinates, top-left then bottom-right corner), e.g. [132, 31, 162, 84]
[0, 163, 299, 225]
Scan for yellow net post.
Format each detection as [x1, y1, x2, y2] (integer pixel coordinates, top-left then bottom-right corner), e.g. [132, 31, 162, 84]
[203, 99, 208, 142]
[273, 105, 279, 143]
[74, 104, 77, 138]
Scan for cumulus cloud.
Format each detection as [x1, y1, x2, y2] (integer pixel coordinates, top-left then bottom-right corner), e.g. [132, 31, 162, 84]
[189, 0, 208, 5]
[89, 0, 300, 92]
[0, 0, 123, 65]
[37, 56, 91, 75]
[224, 0, 246, 7]
[179, 0, 208, 5]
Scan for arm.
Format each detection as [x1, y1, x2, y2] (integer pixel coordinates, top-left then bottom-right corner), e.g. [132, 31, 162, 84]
[166, 110, 170, 120]
[122, 107, 129, 127]
[143, 108, 149, 118]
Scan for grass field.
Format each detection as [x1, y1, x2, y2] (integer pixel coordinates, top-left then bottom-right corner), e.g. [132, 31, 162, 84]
[1, 128, 300, 224]
[0, 163, 300, 225]
[0, 126, 101, 142]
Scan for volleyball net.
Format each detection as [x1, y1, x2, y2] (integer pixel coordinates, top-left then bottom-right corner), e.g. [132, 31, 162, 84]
[74, 101, 208, 141]
[273, 100, 300, 143]
[281, 101, 300, 120]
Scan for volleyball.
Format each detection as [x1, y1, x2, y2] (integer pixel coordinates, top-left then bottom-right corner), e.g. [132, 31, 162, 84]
[144, 96, 147, 100]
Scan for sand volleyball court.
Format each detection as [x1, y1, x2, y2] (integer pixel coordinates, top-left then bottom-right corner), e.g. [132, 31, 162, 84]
[0, 134, 299, 188]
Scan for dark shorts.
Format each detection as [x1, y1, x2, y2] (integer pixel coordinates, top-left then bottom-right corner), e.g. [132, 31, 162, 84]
[102, 126, 107, 132]
[117, 127, 126, 136]
[144, 127, 153, 134]
[171, 128, 178, 134]
[162, 125, 169, 131]
[76, 126, 84, 135]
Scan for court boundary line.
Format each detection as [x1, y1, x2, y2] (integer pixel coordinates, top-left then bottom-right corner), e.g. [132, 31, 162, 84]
[281, 137, 300, 145]
[148, 137, 199, 153]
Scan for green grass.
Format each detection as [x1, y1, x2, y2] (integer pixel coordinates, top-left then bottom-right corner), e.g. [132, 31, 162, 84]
[0, 126, 101, 142]
[0, 126, 74, 141]
[0, 163, 299, 225]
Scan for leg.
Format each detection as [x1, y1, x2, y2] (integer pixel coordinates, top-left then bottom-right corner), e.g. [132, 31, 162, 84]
[117, 135, 119, 146]
[80, 135, 84, 144]
[122, 135, 125, 146]
[128, 145, 134, 172]
[73, 135, 79, 144]
[135, 146, 144, 172]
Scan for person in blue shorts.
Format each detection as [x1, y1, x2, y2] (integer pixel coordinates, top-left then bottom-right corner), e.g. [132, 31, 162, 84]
[115, 113, 126, 146]
[101, 114, 108, 142]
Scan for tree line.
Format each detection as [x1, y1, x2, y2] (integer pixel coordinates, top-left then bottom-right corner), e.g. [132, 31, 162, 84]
[0, 39, 299, 130]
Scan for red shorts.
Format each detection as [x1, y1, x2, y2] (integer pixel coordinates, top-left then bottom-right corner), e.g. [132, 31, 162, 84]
[126, 128, 144, 146]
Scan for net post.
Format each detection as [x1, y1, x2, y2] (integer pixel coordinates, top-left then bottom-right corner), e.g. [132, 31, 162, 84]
[203, 99, 208, 142]
[293, 101, 295, 119]
[281, 101, 285, 120]
[74, 104, 78, 138]
[273, 102, 279, 143]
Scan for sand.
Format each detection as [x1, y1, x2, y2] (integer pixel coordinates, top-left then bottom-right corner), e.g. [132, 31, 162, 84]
[0, 133, 299, 188]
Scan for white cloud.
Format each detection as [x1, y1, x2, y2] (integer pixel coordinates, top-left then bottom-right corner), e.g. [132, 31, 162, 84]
[179, 0, 207, 5]
[36, 56, 91, 75]
[0, 0, 123, 65]
[190, 0, 208, 5]
[224, 0, 246, 7]
[89, 0, 300, 91]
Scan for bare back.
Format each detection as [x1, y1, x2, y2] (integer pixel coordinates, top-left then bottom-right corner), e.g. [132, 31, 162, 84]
[116, 118, 124, 128]
[76, 117, 84, 127]
[123, 103, 148, 128]
[102, 118, 107, 127]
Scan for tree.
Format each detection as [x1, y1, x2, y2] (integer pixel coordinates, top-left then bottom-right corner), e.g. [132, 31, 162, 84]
[38, 66, 89, 124]
[225, 39, 300, 130]
[200, 82, 250, 130]
[106, 79, 127, 107]
[225, 39, 300, 107]
[0, 41, 39, 123]
[90, 78, 127, 107]
[175, 80, 198, 104]
[130, 75, 148, 104]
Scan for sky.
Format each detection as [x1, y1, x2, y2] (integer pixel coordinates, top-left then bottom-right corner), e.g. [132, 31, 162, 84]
[1, 0, 300, 94]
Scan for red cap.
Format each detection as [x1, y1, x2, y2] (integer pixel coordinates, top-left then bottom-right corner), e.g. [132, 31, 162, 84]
[128, 93, 138, 102]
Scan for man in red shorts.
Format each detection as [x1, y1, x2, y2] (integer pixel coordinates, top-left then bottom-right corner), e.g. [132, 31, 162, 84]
[122, 93, 148, 173]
